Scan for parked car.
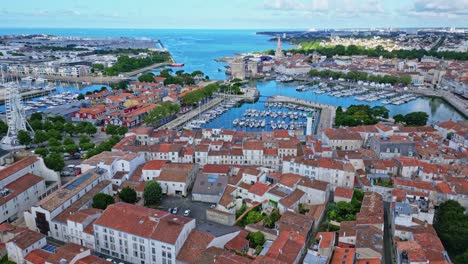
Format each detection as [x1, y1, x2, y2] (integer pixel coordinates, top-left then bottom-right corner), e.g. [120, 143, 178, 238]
[171, 207, 179, 214]
[210, 204, 216, 209]
[183, 210, 191, 216]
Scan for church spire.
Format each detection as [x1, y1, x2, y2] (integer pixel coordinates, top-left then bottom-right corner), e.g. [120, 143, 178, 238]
[275, 37, 284, 59]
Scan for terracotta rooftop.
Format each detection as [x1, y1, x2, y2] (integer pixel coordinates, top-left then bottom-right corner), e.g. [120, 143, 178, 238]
[94, 202, 194, 245]
[265, 230, 306, 263]
[8, 229, 45, 250]
[335, 187, 354, 199]
[331, 247, 355, 264]
[0, 156, 38, 181]
[24, 249, 51, 264]
[177, 229, 215, 263]
[279, 189, 305, 208]
[316, 232, 335, 249]
[142, 160, 168, 171]
[0, 173, 44, 206]
[248, 182, 270, 196]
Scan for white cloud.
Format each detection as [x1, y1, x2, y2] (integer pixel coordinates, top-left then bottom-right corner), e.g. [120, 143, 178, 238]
[263, 0, 329, 12]
[409, 0, 468, 17]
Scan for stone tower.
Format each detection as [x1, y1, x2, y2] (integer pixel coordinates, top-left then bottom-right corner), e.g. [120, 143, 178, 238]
[275, 37, 284, 60]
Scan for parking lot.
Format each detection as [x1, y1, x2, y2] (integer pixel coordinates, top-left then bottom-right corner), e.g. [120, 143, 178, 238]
[158, 195, 214, 224]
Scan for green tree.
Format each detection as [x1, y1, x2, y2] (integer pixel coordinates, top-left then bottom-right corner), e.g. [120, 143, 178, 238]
[434, 200, 468, 259]
[46, 129, 62, 140]
[119, 187, 137, 204]
[138, 73, 155, 82]
[77, 94, 85, 100]
[454, 251, 468, 264]
[17, 130, 32, 146]
[34, 148, 48, 157]
[92, 193, 115, 210]
[105, 124, 118, 135]
[144, 180, 163, 206]
[402, 112, 429, 126]
[85, 123, 97, 136]
[117, 126, 128, 136]
[0, 120, 8, 135]
[393, 114, 405, 124]
[63, 137, 75, 145]
[64, 144, 79, 154]
[246, 210, 264, 224]
[80, 142, 95, 151]
[79, 135, 91, 144]
[248, 231, 265, 248]
[64, 122, 75, 136]
[30, 112, 43, 121]
[33, 130, 48, 144]
[191, 70, 204, 77]
[48, 138, 62, 147]
[44, 153, 65, 171]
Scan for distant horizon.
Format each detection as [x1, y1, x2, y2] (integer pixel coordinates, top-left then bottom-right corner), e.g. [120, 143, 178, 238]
[0, 26, 466, 31]
[2, 0, 467, 30]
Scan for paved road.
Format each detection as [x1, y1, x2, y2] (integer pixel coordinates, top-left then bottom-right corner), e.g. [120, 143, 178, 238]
[383, 201, 394, 264]
[158, 195, 213, 224]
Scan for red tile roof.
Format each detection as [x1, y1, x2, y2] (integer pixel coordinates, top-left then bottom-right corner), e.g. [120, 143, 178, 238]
[279, 189, 305, 208]
[316, 232, 335, 249]
[265, 230, 306, 263]
[203, 164, 231, 174]
[94, 203, 193, 245]
[279, 173, 303, 188]
[25, 249, 51, 264]
[177, 229, 214, 263]
[249, 182, 270, 196]
[224, 230, 249, 252]
[335, 187, 354, 199]
[142, 160, 168, 171]
[9, 229, 45, 250]
[0, 156, 38, 181]
[331, 247, 355, 264]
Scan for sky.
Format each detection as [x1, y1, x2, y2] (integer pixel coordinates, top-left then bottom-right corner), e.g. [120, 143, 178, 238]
[1, 0, 467, 29]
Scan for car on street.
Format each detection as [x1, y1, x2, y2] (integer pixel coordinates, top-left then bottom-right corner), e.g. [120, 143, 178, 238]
[183, 210, 191, 216]
[171, 207, 179, 214]
[210, 204, 216, 209]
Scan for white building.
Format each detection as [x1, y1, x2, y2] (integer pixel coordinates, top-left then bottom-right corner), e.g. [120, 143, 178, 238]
[80, 151, 145, 179]
[6, 229, 46, 264]
[0, 156, 59, 223]
[93, 202, 195, 264]
[282, 157, 355, 188]
[25, 169, 112, 242]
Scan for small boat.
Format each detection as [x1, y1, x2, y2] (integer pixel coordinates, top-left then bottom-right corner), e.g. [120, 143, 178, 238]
[171, 63, 185, 67]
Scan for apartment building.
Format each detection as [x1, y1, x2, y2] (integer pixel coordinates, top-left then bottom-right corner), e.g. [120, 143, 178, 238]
[93, 203, 195, 264]
[25, 169, 112, 242]
[0, 157, 59, 223]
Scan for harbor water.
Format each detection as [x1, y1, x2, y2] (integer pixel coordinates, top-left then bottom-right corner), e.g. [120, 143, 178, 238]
[0, 28, 464, 125]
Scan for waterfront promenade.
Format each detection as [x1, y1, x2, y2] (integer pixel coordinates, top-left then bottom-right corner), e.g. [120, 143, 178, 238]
[5, 61, 172, 84]
[160, 97, 224, 129]
[268, 95, 336, 134]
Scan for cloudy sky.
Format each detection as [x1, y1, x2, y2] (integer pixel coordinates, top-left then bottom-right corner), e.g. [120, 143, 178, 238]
[1, 0, 467, 29]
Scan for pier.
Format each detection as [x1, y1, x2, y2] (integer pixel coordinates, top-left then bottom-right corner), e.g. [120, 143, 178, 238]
[160, 97, 225, 130]
[0, 88, 56, 105]
[268, 95, 336, 134]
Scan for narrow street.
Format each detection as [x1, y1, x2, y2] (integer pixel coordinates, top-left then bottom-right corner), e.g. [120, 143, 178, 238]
[383, 201, 394, 264]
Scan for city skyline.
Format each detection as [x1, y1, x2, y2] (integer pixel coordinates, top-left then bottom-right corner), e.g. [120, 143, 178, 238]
[1, 0, 467, 29]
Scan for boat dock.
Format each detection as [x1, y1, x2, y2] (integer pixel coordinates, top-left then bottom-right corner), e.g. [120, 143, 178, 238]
[0, 87, 56, 105]
[268, 95, 336, 134]
[160, 97, 225, 130]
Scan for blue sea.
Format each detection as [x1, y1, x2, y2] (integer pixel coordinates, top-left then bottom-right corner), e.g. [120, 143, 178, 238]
[0, 28, 464, 124]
